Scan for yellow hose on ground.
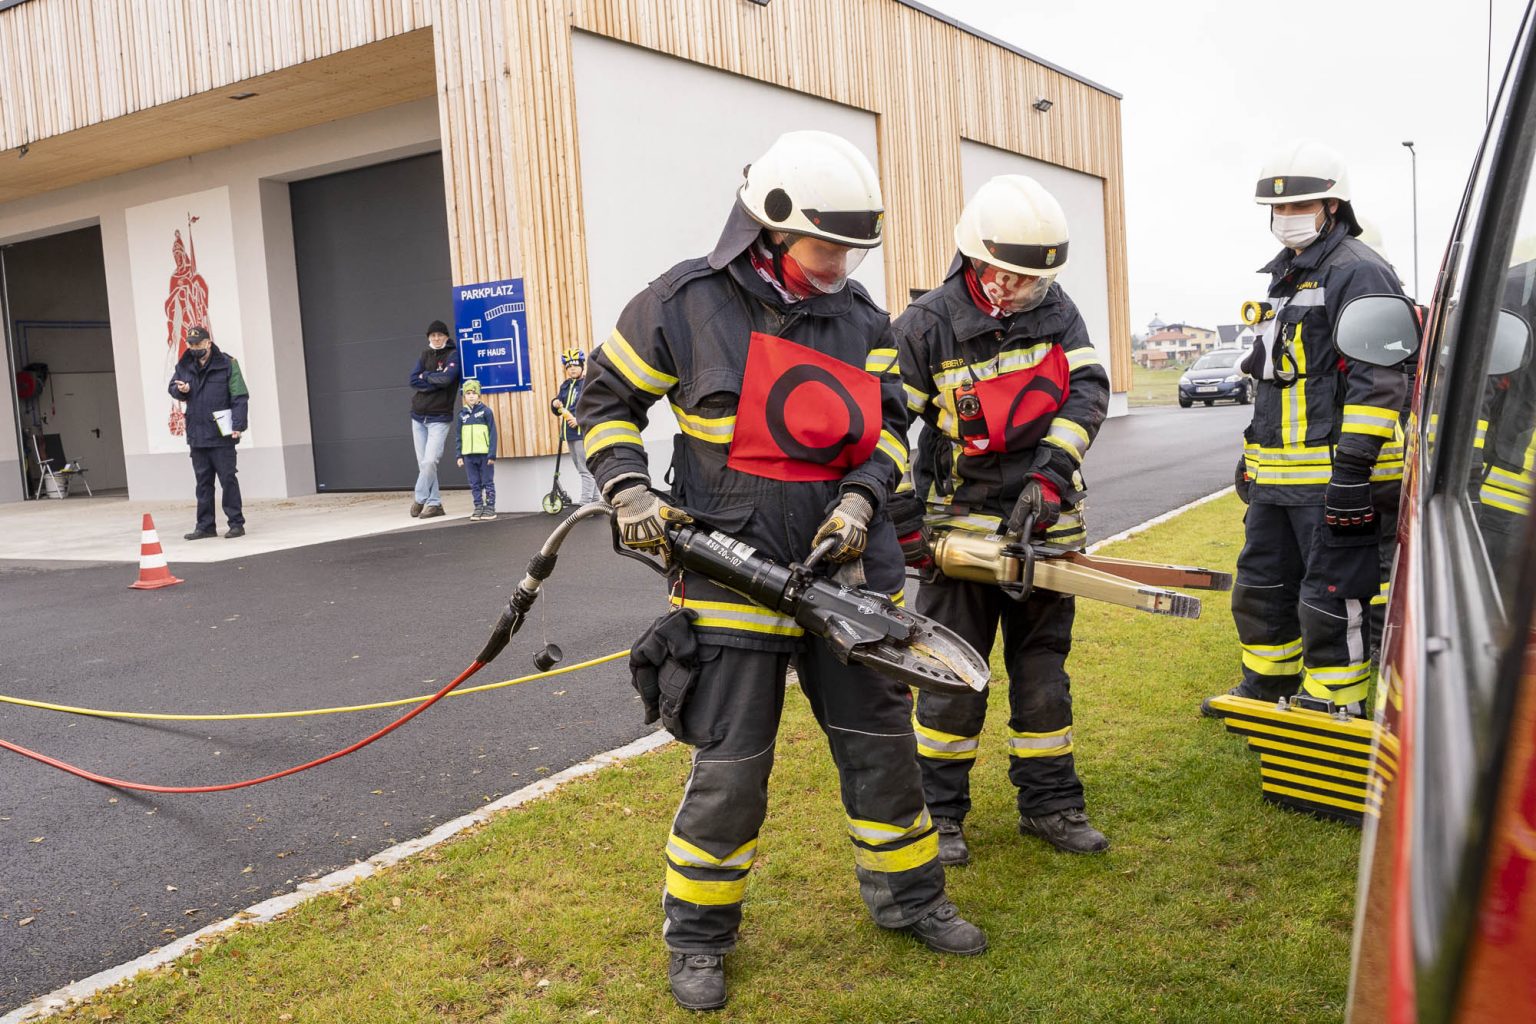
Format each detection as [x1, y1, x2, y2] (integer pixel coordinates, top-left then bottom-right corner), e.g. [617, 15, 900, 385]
[0, 650, 630, 722]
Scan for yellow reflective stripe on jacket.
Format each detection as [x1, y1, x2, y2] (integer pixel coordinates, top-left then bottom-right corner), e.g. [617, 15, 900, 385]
[669, 402, 736, 444]
[603, 329, 678, 396]
[1340, 404, 1400, 439]
[585, 419, 643, 458]
[1007, 726, 1073, 758]
[1066, 345, 1104, 372]
[851, 831, 939, 874]
[994, 343, 1053, 376]
[913, 712, 980, 760]
[903, 382, 929, 413]
[667, 833, 757, 870]
[926, 511, 1004, 534]
[1281, 325, 1311, 447]
[846, 808, 932, 845]
[668, 596, 803, 636]
[1043, 417, 1091, 462]
[459, 422, 491, 455]
[865, 348, 899, 374]
[876, 429, 909, 474]
[1245, 442, 1332, 486]
[665, 866, 749, 906]
[1474, 418, 1488, 450]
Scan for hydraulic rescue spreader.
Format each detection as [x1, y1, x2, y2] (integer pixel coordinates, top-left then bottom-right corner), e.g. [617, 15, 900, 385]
[928, 484, 1232, 618]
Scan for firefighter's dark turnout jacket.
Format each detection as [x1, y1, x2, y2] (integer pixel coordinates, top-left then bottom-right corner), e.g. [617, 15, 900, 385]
[1233, 223, 1410, 707]
[574, 204, 945, 954]
[893, 261, 1110, 819]
[578, 208, 912, 651]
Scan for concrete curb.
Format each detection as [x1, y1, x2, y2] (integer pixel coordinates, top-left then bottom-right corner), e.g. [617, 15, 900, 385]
[6, 487, 1237, 1021]
[1, 729, 676, 1023]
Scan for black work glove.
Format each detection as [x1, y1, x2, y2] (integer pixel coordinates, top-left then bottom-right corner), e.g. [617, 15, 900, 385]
[1235, 455, 1252, 505]
[1324, 450, 1375, 535]
[889, 492, 937, 581]
[1007, 477, 1061, 536]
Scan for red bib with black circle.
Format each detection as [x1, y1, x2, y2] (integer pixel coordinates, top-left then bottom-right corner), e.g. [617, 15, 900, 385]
[727, 332, 881, 482]
[960, 346, 1071, 456]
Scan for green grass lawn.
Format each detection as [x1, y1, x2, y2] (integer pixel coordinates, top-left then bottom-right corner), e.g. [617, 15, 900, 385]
[1130, 364, 1187, 408]
[55, 495, 1357, 1023]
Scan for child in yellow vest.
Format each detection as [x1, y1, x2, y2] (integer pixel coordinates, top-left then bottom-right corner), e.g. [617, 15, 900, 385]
[455, 379, 497, 520]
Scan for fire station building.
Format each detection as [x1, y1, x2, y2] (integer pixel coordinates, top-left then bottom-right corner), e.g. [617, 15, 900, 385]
[0, 0, 1129, 509]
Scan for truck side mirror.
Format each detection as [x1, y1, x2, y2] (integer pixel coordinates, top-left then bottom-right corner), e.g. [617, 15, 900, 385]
[1335, 294, 1423, 367]
[1488, 308, 1532, 376]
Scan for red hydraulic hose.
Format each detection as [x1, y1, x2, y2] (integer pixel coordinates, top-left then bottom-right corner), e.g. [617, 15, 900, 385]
[0, 660, 485, 794]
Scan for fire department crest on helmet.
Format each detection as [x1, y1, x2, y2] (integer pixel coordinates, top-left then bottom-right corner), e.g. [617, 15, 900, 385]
[1045, 247, 1057, 267]
[1273, 177, 1285, 195]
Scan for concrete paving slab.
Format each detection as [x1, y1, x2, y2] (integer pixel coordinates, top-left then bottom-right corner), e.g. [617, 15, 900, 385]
[0, 492, 480, 564]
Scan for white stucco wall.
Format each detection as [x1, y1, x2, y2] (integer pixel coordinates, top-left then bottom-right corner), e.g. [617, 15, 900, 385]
[0, 98, 442, 503]
[570, 32, 887, 472]
[959, 139, 1126, 419]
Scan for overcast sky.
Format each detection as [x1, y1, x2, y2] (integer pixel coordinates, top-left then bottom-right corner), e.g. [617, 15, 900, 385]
[924, 0, 1530, 335]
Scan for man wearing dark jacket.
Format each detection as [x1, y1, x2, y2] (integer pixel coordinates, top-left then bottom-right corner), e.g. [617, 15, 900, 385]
[168, 325, 248, 539]
[1203, 140, 1409, 717]
[576, 130, 985, 1012]
[409, 320, 460, 518]
[893, 176, 1111, 865]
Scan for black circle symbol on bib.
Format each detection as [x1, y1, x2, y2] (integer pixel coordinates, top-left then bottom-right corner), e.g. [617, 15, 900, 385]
[765, 365, 865, 465]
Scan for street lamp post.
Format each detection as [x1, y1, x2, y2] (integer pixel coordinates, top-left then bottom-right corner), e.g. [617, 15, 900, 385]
[1402, 141, 1419, 299]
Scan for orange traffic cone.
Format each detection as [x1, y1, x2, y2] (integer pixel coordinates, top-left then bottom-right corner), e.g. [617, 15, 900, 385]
[129, 513, 184, 590]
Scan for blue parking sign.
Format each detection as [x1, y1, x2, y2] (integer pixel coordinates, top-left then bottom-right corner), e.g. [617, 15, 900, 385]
[453, 278, 533, 393]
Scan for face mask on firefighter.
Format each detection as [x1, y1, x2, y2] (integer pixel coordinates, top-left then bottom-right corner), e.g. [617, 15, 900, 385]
[973, 260, 1052, 315]
[1271, 205, 1325, 250]
[779, 234, 867, 295]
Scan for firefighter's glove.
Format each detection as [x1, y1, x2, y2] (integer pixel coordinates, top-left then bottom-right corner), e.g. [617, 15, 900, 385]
[1008, 477, 1061, 537]
[889, 492, 936, 581]
[1235, 455, 1252, 505]
[612, 484, 693, 555]
[812, 491, 873, 564]
[1324, 451, 1375, 536]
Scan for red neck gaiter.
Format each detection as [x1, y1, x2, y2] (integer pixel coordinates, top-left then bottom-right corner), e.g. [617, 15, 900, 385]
[963, 263, 1004, 319]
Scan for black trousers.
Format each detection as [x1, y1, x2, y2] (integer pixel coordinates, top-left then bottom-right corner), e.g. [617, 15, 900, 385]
[913, 576, 1084, 820]
[1230, 498, 1389, 707]
[190, 445, 243, 532]
[661, 638, 946, 954]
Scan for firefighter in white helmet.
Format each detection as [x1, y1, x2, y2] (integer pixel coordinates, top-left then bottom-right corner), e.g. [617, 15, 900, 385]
[1203, 140, 1409, 719]
[891, 175, 1112, 865]
[577, 129, 986, 1012]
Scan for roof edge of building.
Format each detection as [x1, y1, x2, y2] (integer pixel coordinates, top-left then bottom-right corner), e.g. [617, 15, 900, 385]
[892, 0, 1123, 100]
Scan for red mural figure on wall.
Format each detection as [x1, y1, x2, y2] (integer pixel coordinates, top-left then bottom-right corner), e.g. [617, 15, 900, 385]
[163, 216, 209, 436]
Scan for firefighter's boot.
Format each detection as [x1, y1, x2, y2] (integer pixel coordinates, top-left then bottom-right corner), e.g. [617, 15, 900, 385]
[901, 899, 988, 955]
[934, 816, 970, 866]
[668, 952, 726, 1011]
[1200, 680, 1296, 719]
[1019, 808, 1110, 854]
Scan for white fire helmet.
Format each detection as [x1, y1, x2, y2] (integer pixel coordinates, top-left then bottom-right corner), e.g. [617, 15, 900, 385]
[954, 175, 1070, 276]
[1254, 139, 1362, 235]
[738, 130, 885, 249]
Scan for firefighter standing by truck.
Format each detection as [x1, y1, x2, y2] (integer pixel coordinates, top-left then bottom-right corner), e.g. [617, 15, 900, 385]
[891, 175, 1112, 865]
[1202, 140, 1409, 717]
[574, 130, 986, 1013]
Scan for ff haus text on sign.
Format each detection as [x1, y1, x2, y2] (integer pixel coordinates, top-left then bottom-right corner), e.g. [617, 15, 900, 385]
[453, 277, 533, 393]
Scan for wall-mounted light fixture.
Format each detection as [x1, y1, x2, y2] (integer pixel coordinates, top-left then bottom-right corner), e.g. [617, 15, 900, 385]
[1032, 97, 1053, 113]
[745, 0, 771, 6]
[230, 91, 258, 100]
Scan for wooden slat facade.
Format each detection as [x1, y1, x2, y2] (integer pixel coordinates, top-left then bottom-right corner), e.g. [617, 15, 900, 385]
[0, 0, 1131, 461]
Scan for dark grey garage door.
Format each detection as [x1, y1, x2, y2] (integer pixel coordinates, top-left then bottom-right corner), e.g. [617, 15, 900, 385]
[291, 153, 464, 492]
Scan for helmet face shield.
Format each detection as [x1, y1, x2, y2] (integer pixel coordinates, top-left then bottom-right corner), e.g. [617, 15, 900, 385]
[974, 260, 1052, 315]
[783, 234, 868, 294]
